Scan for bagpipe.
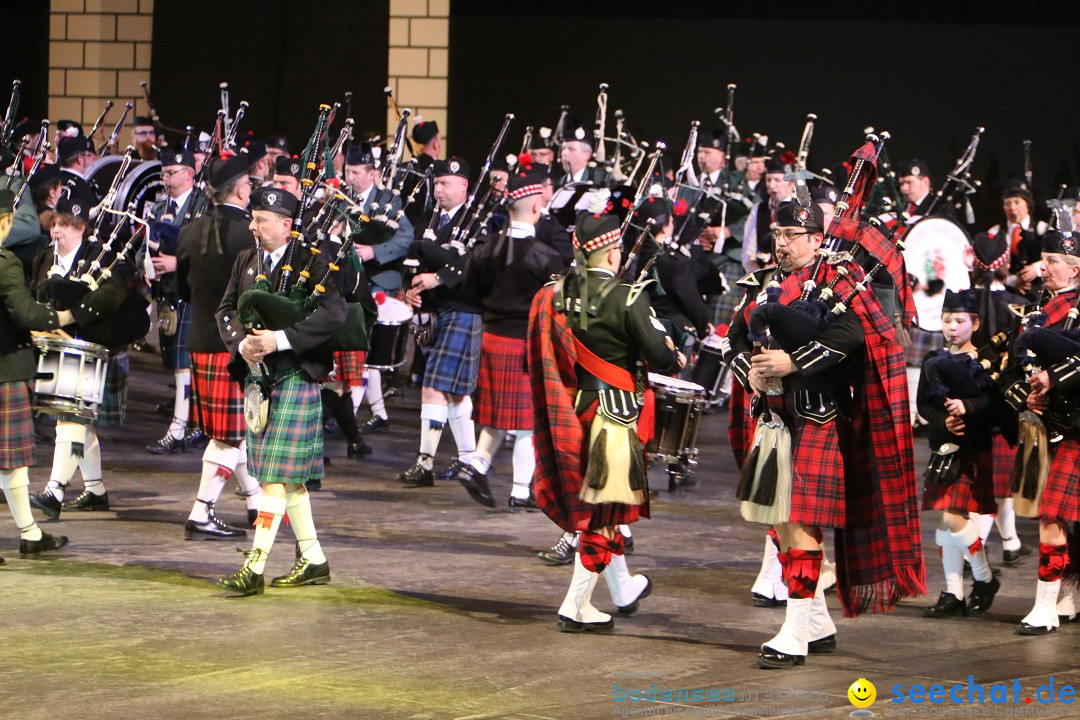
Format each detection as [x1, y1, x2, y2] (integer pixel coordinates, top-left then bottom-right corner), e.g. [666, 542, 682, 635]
[9, 120, 49, 204]
[592, 83, 648, 187]
[925, 126, 984, 225]
[735, 132, 911, 525]
[235, 104, 377, 358]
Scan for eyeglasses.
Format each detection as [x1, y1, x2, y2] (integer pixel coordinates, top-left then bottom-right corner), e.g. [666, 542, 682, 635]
[133, 130, 155, 137]
[162, 168, 188, 177]
[771, 230, 811, 244]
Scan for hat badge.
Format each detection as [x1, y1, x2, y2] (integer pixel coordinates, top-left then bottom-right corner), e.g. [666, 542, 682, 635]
[290, 162, 300, 175]
[910, 166, 921, 177]
[449, 160, 460, 173]
[574, 127, 586, 140]
[174, 153, 183, 164]
[71, 203, 81, 216]
[1063, 237, 1075, 253]
[265, 192, 278, 206]
[827, 189, 837, 202]
[795, 207, 810, 224]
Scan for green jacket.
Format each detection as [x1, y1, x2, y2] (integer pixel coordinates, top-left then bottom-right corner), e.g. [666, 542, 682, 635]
[0, 248, 61, 382]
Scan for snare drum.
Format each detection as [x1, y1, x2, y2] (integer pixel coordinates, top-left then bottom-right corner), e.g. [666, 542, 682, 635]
[691, 342, 726, 400]
[646, 373, 706, 460]
[33, 336, 110, 420]
[366, 296, 413, 370]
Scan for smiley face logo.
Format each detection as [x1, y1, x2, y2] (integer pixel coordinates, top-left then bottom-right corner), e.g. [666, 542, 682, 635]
[848, 678, 876, 709]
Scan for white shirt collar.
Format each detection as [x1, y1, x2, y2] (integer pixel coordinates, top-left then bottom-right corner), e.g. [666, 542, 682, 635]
[571, 167, 587, 183]
[170, 188, 193, 211]
[58, 245, 80, 274]
[266, 243, 288, 270]
[509, 220, 535, 239]
[441, 203, 464, 219]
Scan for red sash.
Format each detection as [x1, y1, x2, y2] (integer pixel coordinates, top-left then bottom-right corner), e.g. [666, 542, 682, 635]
[572, 335, 655, 443]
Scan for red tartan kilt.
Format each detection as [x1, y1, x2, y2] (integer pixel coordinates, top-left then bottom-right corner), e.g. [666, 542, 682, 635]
[922, 448, 997, 513]
[189, 352, 245, 446]
[332, 351, 366, 388]
[779, 395, 846, 529]
[991, 433, 1014, 499]
[577, 401, 650, 528]
[728, 381, 757, 467]
[1040, 433, 1080, 523]
[474, 332, 533, 430]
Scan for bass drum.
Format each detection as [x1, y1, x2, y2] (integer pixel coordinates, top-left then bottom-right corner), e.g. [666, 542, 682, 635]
[115, 160, 165, 225]
[84, 155, 125, 201]
[901, 216, 971, 332]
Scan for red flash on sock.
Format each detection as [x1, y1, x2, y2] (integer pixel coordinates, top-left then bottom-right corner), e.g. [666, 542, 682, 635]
[214, 466, 233, 480]
[254, 511, 276, 529]
[967, 537, 983, 554]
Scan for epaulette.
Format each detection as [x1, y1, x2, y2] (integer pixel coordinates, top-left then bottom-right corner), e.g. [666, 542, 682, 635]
[736, 267, 774, 289]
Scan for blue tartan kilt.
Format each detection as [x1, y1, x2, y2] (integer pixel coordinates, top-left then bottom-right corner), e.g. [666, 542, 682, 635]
[247, 372, 324, 486]
[905, 326, 941, 367]
[708, 258, 747, 329]
[159, 299, 191, 371]
[424, 310, 482, 396]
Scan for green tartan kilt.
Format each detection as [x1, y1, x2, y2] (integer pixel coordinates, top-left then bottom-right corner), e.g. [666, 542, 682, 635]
[246, 372, 323, 485]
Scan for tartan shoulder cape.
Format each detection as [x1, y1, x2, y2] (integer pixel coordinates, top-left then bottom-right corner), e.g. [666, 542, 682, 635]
[755, 261, 926, 616]
[527, 284, 587, 532]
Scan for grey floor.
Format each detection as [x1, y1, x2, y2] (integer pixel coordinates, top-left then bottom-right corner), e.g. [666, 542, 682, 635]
[1, 351, 1077, 720]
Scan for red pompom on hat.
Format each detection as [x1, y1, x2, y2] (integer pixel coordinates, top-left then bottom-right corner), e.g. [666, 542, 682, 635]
[374, 291, 386, 305]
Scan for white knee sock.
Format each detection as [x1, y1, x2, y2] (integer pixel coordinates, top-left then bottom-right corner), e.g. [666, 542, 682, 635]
[970, 512, 995, 542]
[250, 494, 287, 574]
[447, 396, 476, 459]
[618, 524, 632, 539]
[2, 468, 43, 541]
[418, 404, 448, 468]
[234, 445, 261, 512]
[995, 497, 1021, 551]
[470, 427, 504, 474]
[285, 487, 326, 564]
[510, 430, 535, 500]
[189, 440, 241, 522]
[350, 384, 366, 415]
[953, 520, 992, 583]
[167, 371, 190, 439]
[77, 427, 105, 494]
[49, 421, 86, 499]
[366, 369, 387, 420]
[937, 528, 965, 599]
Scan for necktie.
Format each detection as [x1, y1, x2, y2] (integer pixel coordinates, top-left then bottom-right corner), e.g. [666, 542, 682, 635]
[438, 212, 450, 230]
[167, 199, 179, 218]
[1009, 224, 1022, 255]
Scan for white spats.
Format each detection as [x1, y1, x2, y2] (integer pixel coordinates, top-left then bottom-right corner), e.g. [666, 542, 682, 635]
[762, 597, 813, 657]
[1021, 580, 1062, 631]
[602, 553, 648, 609]
[808, 582, 836, 643]
[751, 535, 789, 603]
[559, 553, 610, 625]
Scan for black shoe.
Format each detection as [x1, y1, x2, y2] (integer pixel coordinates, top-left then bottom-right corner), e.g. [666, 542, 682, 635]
[967, 577, 1001, 615]
[752, 592, 787, 608]
[758, 645, 806, 668]
[1003, 544, 1032, 566]
[305, 478, 322, 492]
[808, 634, 836, 653]
[557, 615, 614, 633]
[436, 458, 468, 481]
[538, 533, 576, 565]
[347, 439, 373, 458]
[183, 430, 208, 450]
[456, 465, 495, 508]
[29, 490, 63, 519]
[63, 490, 109, 512]
[247, 508, 258, 527]
[1017, 621, 1056, 636]
[398, 460, 435, 487]
[218, 549, 265, 597]
[507, 495, 539, 512]
[0, 556, 5, 565]
[270, 558, 331, 587]
[185, 508, 247, 540]
[623, 535, 634, 555]
[358, 415, 390, 434]
[146, 432, 185, 454]
[924, 591, 967, 618]
[19, 531, 68, 556]
[617, 576, 652, 615]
